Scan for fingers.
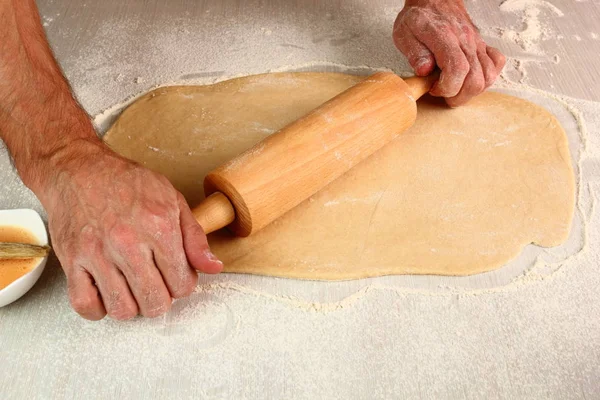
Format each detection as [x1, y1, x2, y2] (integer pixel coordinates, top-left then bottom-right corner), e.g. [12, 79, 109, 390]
[90, 260, 139, 321]
[109, 224, 173, 318]
[393, 20, 436, 76]
[152, 240, 198, 299]
[445, 42, 485, 107]
[118, 249, 173, 318]
[178, 193, 224, 275]
[67, 266, 106, 321]
[418, 28, 470, 98]
[477, 44, 497, 90]
[445, 42, 506, 107]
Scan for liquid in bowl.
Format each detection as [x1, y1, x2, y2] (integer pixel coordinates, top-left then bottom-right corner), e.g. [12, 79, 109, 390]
[0, 225, 41, 290]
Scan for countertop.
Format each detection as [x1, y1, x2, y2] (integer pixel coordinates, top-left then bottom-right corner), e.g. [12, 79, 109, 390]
[1, 0, 600, 398]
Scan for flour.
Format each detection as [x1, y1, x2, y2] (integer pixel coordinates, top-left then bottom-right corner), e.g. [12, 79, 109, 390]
[478, 0, 569, 87]
[93, 61, 396, 134]
[2, 2, 600, 397]
[323, 191, 386, 207]
[222, 143, 266, 172]
[59, 4, 408, 120]
[483, 0, 563, 55]
[499, 0, 564, 16]
[188, 255, 568, 313]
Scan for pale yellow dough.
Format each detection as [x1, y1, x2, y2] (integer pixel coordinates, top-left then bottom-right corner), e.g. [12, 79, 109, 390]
[104, 73, 575, 279]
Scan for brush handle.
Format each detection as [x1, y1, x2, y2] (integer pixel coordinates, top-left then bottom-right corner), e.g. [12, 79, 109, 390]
[0, 242, 51, 259]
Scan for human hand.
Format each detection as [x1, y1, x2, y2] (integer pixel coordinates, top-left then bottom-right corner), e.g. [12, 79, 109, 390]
[40, 139, 223, 321]
[393, 0, 506, 107]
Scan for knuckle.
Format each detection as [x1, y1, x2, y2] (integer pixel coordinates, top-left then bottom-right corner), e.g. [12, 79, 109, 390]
[80, 225, 98, 243]
[460, 25, 477, 43]
[110, 223, 138, 248]
[407, 8, 430, 29]
[143, 209, 178, 239]
[434, 23, 454, 38]
[153, 216, 174, 236]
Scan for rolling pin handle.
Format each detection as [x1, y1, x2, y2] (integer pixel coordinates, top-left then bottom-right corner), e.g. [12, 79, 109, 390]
[192, 192, 236, 234]
[403, 70, 441, 100]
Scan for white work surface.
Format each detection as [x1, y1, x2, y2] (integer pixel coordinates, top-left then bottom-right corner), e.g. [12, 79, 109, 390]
[1, 0, 600, 398]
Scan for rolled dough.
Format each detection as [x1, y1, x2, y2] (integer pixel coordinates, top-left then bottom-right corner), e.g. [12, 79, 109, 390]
[104, 73, 575, 279]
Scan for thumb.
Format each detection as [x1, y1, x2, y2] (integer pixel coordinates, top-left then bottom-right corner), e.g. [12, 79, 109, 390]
[178, 193, 224, 274]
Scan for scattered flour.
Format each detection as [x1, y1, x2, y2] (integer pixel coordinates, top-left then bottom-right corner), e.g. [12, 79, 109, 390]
[1, 1, 600, 397]
[323, 191, 386, 207]
[483, 0, 564, 55]
[499, 0, 564, 16]
[53, 4, 409, 119]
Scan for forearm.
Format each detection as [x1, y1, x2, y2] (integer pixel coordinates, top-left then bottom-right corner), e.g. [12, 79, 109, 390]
[0, 0, 99, 195]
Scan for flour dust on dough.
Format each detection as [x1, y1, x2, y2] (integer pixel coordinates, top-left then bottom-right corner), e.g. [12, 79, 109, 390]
[104, 73, 575, 279]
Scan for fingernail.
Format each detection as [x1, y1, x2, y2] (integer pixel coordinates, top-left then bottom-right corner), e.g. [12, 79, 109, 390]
[203, 249, 223, 265]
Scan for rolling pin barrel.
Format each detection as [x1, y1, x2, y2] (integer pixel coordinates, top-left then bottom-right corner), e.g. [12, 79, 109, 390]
[193, 72, 438, 236]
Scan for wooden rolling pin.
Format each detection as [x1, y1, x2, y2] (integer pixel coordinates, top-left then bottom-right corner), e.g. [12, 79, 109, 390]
[192, 72, 438, 236]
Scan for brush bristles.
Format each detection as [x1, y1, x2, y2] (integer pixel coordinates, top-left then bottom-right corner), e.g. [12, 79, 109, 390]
[0, 243, 51, 259]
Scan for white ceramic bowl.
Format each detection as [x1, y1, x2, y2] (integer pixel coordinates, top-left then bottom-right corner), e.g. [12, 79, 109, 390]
[0, 209, 49, 308]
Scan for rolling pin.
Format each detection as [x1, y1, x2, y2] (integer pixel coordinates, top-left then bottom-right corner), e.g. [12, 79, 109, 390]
[192, 72, 438, 236]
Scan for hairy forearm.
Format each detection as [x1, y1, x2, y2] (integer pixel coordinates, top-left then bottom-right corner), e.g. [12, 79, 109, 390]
[0, 0, 99, 195]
